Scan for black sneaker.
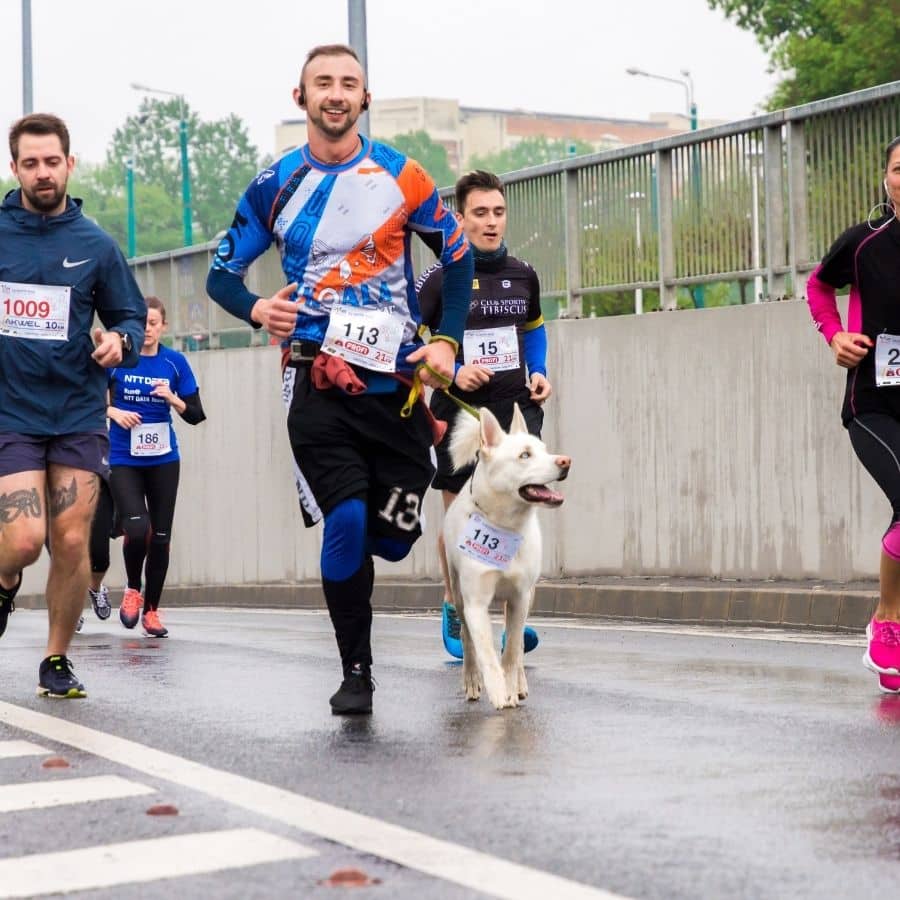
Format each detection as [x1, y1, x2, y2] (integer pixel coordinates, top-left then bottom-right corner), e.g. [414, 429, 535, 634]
[329, 663, 375, 715]
[37, 655, 87, 699]
[0, 573, 22, 639]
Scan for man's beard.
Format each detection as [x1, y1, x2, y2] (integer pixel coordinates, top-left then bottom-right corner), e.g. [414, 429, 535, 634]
[22, 180, 67, 213]
[308, 105, 359, 140]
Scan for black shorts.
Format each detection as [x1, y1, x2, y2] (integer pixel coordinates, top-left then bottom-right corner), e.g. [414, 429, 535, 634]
[430, 393, 544, 494]
[286, 367, 435, 541]
[0, 431, 110, 480]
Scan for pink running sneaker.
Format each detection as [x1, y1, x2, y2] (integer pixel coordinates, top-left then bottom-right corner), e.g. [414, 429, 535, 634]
[863, 618, 900, 677]
[879, 674, 900, 694]
[119, 588, 143, 630]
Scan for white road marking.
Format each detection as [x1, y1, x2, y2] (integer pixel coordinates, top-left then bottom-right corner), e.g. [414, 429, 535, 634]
[159, 607, 866, 648]
[0, 701, 628, 900]
[0, 827, 313, 899]
[0, 739, 49, 758]
[0, 774, 155, 813]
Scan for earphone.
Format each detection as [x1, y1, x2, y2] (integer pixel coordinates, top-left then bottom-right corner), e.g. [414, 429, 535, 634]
[297, 85, 369, 111]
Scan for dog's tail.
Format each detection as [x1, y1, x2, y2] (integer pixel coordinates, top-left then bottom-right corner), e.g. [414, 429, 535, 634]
[449, 409, 482, 471]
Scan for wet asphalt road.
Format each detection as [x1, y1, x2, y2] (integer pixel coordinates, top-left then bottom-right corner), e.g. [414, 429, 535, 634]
[0, 607, 898, 899]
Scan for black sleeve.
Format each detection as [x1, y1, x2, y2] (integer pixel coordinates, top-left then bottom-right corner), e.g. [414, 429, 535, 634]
[177, 391, 206, 426]
[818, 222, 870, 288]
[415, 264, 444, 330]
[525, 262, 542, 321]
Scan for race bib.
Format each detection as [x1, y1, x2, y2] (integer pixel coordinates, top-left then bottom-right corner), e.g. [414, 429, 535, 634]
[0, 281, 70, 341]
[876, 333, 900, 387]
[130, 422, 171, 457]
[322, 305, 404, 372]
[456, 511, 524, 571]
[463, 325, 519, 371]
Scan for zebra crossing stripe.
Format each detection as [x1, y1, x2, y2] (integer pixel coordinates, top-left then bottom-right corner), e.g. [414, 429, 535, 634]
[0, 739, 49, 758]
[0, 827, 314, 899]
[0, 700, 629, 900]
[0, 774, 155, 813]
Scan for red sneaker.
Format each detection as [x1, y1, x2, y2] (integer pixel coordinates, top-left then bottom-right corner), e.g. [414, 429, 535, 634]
[141, 609, 168, 638]
[119, 588, 143, 629]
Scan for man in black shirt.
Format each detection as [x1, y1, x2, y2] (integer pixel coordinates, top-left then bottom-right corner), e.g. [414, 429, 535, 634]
[417, 170, 552, 659]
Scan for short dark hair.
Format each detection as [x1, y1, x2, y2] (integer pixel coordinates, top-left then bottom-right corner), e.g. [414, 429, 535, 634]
[145, 295, 167, 323]
[299, 43, 365, 96]
[9, 113, 70, 161]
[455, 170, 505, 213]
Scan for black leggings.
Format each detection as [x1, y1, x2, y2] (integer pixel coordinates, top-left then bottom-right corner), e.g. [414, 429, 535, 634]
[110, 461, 180, 610]
[849, 414, 900, 557]
[90, 479, 115, 573]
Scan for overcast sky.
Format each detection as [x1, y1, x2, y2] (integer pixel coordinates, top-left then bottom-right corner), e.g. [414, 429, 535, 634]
[1, 0, 779, 166]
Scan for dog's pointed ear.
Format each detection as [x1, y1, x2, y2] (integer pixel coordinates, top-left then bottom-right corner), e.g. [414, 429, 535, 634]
[510, 403, 528, 435]
[479, 408, 504, 450]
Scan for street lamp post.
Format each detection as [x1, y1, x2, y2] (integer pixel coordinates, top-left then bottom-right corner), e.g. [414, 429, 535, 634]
[130, 83, 193, 247]
[126, 145, 136, 258]
[626, 66, 703, 307]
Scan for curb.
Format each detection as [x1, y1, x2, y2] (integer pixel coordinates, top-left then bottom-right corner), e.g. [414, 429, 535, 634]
[16, 578, 879, 632]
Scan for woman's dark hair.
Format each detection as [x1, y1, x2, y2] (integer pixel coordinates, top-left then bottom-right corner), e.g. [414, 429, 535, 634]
[885, 137, 900, 170]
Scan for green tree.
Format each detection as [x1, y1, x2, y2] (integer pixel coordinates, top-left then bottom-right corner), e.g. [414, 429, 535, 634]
[71, 162, 182, 255]
[107, 98, 261, 244]
[470, 136, 596, 175]
[707, 0, 900, 109]
[376, 130, 456, 188]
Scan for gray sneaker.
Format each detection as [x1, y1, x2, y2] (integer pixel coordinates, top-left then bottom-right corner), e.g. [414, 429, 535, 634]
[89, 584, 111, 620]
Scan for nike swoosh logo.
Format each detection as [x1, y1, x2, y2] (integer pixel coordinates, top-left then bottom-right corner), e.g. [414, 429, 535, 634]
[62, 257, 91, 268]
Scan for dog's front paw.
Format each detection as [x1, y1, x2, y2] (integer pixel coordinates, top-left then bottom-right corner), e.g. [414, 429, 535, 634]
[487, 686, 519, 710]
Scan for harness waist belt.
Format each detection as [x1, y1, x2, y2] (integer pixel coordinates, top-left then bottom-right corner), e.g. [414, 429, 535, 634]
[289, 340, 321, 363]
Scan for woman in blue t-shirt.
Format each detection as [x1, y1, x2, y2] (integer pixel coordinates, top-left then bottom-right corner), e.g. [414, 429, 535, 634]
[107, 296, 206, 637]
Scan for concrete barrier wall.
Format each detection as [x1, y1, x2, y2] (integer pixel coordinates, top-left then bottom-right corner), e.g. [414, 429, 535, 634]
[20, 298, 884, 597]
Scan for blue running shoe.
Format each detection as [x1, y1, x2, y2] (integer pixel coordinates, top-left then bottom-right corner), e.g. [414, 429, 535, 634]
[442, 601, 463, 659]
[501, 626, 540, 654]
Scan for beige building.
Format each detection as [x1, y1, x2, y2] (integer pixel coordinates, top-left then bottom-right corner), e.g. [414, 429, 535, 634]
[275, 97, 702, 171]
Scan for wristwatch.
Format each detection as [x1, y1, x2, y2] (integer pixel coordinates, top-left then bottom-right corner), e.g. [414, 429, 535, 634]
[114, 331, 133, 353]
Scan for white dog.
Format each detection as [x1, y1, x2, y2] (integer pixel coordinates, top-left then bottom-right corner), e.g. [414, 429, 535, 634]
[442, 404, 571, 710]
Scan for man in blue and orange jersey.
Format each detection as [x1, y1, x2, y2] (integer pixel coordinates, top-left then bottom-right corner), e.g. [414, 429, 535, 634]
[207, 43, 472, 715]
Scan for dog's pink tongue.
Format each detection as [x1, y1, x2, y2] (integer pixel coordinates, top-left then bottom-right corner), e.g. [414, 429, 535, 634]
[521, 485, 564, 505]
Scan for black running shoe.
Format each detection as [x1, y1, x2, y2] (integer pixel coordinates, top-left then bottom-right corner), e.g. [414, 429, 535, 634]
[37, 655, 87, 699]
[329, 663, 375, 715]
[0, 573, 22, 639]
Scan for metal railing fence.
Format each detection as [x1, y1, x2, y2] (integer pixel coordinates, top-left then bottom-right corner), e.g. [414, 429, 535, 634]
[129, 82, 900, 347]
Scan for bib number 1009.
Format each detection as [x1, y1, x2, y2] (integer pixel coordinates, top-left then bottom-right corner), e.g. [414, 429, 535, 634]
[3, 298, 51, 318]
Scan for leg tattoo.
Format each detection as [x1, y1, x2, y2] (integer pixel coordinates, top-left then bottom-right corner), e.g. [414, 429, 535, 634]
[49, 478, 78, 517]
[0, 488, 42, 523]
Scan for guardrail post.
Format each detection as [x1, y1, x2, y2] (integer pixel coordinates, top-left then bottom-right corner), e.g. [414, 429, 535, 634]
[786, 119, 809, 297]
[563, 168, 582, 318]
[656, 149, 677, 310]
[763, 124, 787, 300]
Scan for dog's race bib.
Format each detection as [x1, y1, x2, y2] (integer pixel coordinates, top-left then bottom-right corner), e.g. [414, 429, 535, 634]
[130, 422, 171, 457]
[875, 333, 900, 387]
[463, 325, 519, 372]
[0, 281, 70, 341]
[322, 305, 404, 372]
[456, 512, 523, 570]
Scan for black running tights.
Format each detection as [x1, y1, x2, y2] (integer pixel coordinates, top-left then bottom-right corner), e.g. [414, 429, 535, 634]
[110, 461, 179, 611]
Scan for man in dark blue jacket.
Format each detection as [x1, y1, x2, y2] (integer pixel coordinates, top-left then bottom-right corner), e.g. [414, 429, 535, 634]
[0, 113, 146, 698]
